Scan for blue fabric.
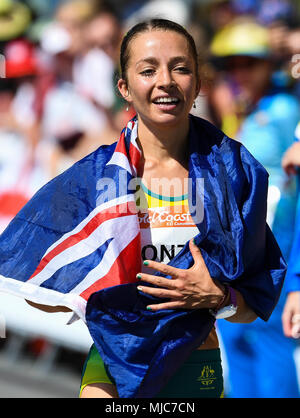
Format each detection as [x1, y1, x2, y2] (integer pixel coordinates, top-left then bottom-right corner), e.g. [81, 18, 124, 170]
[86, 285, 215, 398]
[0, 115, 286, 398]
[86, 115, 286, 397]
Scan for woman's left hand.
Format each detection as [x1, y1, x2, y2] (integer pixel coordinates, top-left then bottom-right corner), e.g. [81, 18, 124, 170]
[136, 239, 225, 311]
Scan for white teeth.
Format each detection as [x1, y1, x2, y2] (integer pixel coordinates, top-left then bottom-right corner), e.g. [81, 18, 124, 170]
[154, 97, 179, 104]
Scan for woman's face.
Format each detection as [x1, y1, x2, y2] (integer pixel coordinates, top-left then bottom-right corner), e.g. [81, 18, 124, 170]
[118, 30, 200, 130]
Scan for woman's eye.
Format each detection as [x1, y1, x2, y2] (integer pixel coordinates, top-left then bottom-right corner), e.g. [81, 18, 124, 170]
[175, 66, 191, 73]
[140, 69, 155, 77]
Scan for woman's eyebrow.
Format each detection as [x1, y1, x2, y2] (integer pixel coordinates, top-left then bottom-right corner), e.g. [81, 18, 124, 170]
[169, 56, 191, 64]
[135, 56, 190, 67]
[136, 57, 158, 67]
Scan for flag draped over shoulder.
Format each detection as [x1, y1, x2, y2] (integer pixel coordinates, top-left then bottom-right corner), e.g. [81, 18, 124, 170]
[0, 115, 286, 397]
[0, 118, 142, 321]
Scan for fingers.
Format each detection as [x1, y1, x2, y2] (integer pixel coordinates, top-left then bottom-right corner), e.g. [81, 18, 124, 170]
[137, 241, 210, 312]
[136, 263, 185, 311]
[145, 300, 187, 311]
[292, 314, 300, 339]
[189, 238, 206, 269]
[136, 271, 184, 311]
[141, 239, 206, 277]
[282, 308, 300, 338]
[282, 292, 300, 338]
[137, 271, 178, 289]
[142, 259, 181, 277]
[137, 283, 182, 300]
[282, 310, 293, 337]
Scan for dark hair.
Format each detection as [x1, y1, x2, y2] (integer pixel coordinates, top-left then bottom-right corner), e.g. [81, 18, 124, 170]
[119, 18, 199, 82]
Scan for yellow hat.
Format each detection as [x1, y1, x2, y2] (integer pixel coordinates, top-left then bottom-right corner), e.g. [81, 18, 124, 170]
[0, 0, 13, 14]
[0, 0, 31, 41]
[211, 18, 270, 58]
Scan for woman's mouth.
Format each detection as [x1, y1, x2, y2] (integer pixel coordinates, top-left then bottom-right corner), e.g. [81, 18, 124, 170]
[152, 96, 180, 110]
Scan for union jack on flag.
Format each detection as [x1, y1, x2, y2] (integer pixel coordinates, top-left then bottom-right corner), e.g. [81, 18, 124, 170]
[0, 118, 142, 321]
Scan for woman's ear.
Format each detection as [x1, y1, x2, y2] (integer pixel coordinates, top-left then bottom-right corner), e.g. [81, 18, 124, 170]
[117, 78, 131, 102]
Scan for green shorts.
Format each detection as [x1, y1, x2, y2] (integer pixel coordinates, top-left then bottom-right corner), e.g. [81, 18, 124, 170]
[80, 345, 224, 398]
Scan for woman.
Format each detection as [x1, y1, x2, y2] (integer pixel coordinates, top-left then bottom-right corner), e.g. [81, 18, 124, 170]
[78, 19, 284, 398]
[0, 19, 285, 399]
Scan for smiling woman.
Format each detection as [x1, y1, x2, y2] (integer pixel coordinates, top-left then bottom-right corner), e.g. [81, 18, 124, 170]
[118, 24, 200, 140]
[78, 19, 286, 399]
[0, 15, 285, 399]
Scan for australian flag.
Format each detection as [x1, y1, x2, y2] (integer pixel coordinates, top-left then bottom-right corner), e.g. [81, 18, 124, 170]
[0, 115, 287, 397]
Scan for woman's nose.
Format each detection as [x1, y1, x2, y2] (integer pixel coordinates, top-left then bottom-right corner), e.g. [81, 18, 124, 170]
[157, 67, 175, 89]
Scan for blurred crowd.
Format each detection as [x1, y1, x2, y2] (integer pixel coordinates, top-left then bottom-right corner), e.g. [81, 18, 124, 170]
[1, 0, 300, 398]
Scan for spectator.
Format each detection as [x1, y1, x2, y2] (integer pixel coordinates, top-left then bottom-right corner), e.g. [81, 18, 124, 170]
[38, 21, 108, 179]
[0, 39, 46, 232]
[73, 11, 122, 130]
[281, 125, 300, 340]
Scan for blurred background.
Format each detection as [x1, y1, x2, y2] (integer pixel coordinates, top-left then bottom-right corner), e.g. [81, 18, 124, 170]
[0, 0, 300, 398]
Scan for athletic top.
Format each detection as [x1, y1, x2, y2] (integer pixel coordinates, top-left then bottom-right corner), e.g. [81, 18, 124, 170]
[136, 181, 219, 350]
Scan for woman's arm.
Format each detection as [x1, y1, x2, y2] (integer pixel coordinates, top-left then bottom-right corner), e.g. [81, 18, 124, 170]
[26, 300, 72, 313]
[223, 289, 257, 323]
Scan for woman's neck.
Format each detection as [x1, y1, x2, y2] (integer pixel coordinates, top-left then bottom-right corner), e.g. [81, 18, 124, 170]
[136, 116, 190, 165]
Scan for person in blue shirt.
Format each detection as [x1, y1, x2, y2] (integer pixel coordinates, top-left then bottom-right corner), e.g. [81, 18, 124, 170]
[281, 127, 300, 340]
[210, 17, 300, 398]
